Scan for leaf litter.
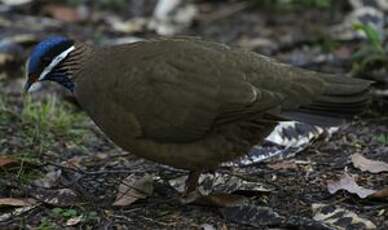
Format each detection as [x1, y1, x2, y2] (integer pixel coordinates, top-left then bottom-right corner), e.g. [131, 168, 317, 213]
[351, 153, 388, 173]
[313, 203, 377, 230]
[327, 172, 387, 199]
[113, 174, 154, 207]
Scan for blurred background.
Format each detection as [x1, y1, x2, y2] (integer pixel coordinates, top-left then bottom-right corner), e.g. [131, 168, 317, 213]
[0, 0, 387, 229]
[2, 0, 388, 108]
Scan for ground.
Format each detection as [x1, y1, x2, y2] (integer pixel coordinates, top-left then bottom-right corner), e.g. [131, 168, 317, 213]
[0, 1, 387, 229]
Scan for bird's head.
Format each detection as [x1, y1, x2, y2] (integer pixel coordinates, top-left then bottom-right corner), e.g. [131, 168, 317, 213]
[25, 36, 76, 92]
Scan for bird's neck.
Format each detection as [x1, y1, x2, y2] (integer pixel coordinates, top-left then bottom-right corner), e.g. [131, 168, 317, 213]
[55, 42, 93, 80]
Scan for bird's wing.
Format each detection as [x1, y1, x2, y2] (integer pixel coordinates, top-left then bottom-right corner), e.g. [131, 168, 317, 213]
[226, 47, 371, 125]
[90, 38, 285, 142]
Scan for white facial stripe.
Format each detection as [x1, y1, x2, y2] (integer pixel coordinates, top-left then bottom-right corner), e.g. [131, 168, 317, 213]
[39, 46, 76, 81]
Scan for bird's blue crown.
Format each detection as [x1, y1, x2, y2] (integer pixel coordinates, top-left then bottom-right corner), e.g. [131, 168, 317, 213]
[28, 36, 74, 75]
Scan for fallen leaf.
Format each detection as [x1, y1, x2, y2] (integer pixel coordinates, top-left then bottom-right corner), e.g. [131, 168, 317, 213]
[0, 53, 15, 66]
[238, 37, 278, 50]
[149, 0, 198, 35]
[0, 198, 37, 207]
[169, 172, 274, 195]
[221, 205, 284, 227]
[267, 160, 298, 170]
[0, 206, 37, 222]
[313, 203, 377, 229]
[113, 174, 153, 207]
[370, 187, 388, 199]
[1, 0, 32, 6]
[43, 4, 88, 23]
[32, 188, 79, 207]
[106, 17, 146, 33]
[66, 215, 83, 226]
[0, 156, 17, 168]
[200, 224, 216, 230]
[193, 193, 248, 207]
[351, 153, 388, 173]
[327, 173, 376, 198]
[32, 170, 62, 188]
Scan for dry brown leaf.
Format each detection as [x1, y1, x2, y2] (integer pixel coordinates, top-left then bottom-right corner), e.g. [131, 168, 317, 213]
[238, 37, 277, 50]
[370, 187, 388, 199]
[113, 174, 153, 207]
[0, 156, 17, 168]
[194, 193, 248, 207]
[267, 160, 298, 170]
[0, 198, 37, 207]
[0, 53, 15, 66]
[327, 173, 376, 198]
[43, 4, 87, 23]
[351, 153, 388, 173]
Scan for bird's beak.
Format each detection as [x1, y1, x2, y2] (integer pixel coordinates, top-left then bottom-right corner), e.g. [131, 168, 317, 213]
[24, 74, 38, 93]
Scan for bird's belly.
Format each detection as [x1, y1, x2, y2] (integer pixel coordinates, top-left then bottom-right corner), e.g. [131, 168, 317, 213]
[75, 89, 273, 170]
[87, 115, 271, 170]
[112, 134, 250, 171]
[76, 103, 239, 170]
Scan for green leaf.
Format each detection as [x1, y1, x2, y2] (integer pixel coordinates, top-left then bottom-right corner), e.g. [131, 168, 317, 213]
[51, 208, 63, 216]
[376, 134, 388, 145]
[62, 208, 78, 218]
[353, 24, 384, 52]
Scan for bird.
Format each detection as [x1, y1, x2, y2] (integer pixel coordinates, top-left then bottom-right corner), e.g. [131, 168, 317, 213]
[24, 36, 371, 196]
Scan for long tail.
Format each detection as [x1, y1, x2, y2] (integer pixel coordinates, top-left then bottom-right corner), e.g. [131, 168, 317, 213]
[283, 74, 372, 126]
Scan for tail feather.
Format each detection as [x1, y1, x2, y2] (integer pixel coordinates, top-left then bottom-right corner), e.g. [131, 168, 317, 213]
[283, 74, 372, 126]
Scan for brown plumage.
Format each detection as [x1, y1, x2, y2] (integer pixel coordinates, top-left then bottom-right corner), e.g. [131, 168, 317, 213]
[26, 37, 371, 194]
[67, 37, 370, 170]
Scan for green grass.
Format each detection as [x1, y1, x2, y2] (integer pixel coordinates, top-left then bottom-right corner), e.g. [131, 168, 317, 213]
[352, 24, 388, 76]
[0, 94, 90, 185]
[36, 217, 58, 230]
[376, 134, 388, 145]
[35, 208, 99, 230]
[0, 94, 12, 124]
[14, 96, 89, 162]
[21, 96, 87, 141]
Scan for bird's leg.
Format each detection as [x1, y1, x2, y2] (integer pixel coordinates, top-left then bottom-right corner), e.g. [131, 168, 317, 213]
[185, 171, 201, 194]
[180, 171, 202, 204]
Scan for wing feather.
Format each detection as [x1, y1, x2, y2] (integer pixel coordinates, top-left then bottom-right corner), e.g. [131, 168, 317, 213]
[96, 38, 284, 142]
